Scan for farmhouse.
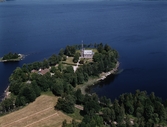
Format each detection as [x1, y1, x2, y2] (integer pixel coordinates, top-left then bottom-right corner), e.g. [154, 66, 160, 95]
[31, 68, 50, 75]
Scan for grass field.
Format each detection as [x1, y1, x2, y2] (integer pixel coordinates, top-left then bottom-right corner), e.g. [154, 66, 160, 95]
[62, 57, 76, 66]
[0, 94, 72, 127]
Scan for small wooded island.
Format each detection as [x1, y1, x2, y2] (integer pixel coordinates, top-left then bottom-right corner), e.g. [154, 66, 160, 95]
[0, 43, 167, 127]
[0, 52, 23, 62]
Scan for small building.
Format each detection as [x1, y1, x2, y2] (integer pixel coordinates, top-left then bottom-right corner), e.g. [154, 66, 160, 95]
[39, 68, 50, 75]
[31, 68, 50, 75]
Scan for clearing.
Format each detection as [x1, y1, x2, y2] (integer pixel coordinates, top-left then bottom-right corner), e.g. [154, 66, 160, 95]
[0, 94, 72, 127]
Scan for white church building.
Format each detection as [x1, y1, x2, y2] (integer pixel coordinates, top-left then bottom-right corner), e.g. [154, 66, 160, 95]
[81, 43, 94, 58]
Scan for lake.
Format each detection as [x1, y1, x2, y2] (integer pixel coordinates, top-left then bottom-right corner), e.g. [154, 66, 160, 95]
[0, 0, 167, 100]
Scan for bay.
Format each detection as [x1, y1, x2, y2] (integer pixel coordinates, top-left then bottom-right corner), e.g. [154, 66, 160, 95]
[0, 0, 167, 100]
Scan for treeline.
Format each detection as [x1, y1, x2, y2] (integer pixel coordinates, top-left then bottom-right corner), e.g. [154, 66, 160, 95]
[61, 90, 167, 127]
[2, 52, 19, 60]
[0, 43, 118, 114]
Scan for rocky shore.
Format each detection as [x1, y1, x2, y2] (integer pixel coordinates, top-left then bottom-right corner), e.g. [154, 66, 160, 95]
[2, 86, 11, 101]
[78, 61, 120, 94]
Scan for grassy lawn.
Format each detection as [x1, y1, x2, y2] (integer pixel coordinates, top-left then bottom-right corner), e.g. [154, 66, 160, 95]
[41, 91, 55, 96]
[67, 108, 83, 121]
[62, 57, 76, 66]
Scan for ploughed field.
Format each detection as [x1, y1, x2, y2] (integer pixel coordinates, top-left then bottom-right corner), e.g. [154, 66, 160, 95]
[0, 95, 72, 127]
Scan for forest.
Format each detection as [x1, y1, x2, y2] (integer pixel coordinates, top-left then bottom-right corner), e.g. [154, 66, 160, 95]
[0, 43, 166, 127]
[62, 90, 167, 127]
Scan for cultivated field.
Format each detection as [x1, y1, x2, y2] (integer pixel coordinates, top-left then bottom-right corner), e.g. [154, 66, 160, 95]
[0, 94, 72, 127]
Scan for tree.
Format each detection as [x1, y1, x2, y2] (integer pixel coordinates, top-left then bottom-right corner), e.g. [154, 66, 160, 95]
[9, 80, 22, 95]
[48, 54, 59, 65]
[62, 119, 67, 127]
[100, 96, 111, 107]
[59, 49, 64, 57]
[110, 108, 116, 121]
[75, 89, 84, 104]
[58, 62, 64, 72]
[84, 100, 100, 115]
[93, 52, 103, 62]
[97, 43, 104, 53]
[15, 96, 26, 106]
[55, 95, 75, 113]
[31, 80, 41, 97]
[102, 107, 112, 123]
[37, 76, 50, 92]
[50, 66, 56, 73]
[80, 115, 103, 127]
[22, 64, 29, 73]
[73, 52, 80, 63]
[42, 59, 49, 69]
[76, 72, 84, 84]
[20, 84, 36, 103]
[0, 97, 15, 112]
[104, 44, 111, 52]
[144, 105, 154, 121]
[9, 67, 27, 82]
[52, 78, 64, 96]
[64, 45, 76, 56]
[2, 52, 19, 60]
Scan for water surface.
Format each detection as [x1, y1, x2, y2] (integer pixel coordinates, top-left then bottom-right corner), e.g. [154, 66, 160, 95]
[0, 0, 167, 100]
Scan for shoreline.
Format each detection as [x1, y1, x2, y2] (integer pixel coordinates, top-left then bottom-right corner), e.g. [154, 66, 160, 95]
[1, 60, 119, 101]
[77, 61, 120, 95]
[1, 86, 11, 101]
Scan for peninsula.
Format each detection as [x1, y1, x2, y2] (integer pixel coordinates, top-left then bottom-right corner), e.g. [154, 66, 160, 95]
[0, 52, 24, 62]
[0, 43, 167, 127]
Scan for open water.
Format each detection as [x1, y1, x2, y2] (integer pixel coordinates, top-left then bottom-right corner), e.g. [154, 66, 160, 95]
[0, 0, 167, 100]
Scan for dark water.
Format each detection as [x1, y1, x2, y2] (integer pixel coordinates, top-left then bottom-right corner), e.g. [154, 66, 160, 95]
[0, 0, 167, 100]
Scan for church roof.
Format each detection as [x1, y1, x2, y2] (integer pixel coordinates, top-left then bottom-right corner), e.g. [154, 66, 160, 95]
[84, 50, 93, 55]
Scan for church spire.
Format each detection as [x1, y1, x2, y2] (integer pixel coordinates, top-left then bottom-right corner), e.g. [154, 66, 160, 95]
[81, 40, 84, 57]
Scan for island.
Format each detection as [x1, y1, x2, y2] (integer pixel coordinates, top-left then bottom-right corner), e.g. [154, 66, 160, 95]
[0, 52, 24, 62]
[0, 43, 167, 127]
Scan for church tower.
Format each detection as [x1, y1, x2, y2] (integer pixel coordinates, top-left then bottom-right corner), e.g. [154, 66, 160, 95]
[81, 40, 84, 58]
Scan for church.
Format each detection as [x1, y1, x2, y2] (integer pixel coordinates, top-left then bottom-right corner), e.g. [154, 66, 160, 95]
[81, 43, 94, 58]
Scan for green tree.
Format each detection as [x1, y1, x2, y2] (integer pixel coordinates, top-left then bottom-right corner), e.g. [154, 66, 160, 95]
[19, 84, 36, 103]
[102, 107, 111, 123]
[73, 52, 80, 63]
[84, 100, 100, 115]
[144, 105, 154, 121]
[48, 54, 59, 65]
[31, 80, 41, 97]
[52, 78, 64, 96]
[59, 49, 64, 57]
[75, 89, 84, 104]
[62, 119, 67, 127]
[55, 95, 75, 113]
[104, 44, 111, 52]
[42, 59, 49, 69]
[9, 80, 22, 95]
